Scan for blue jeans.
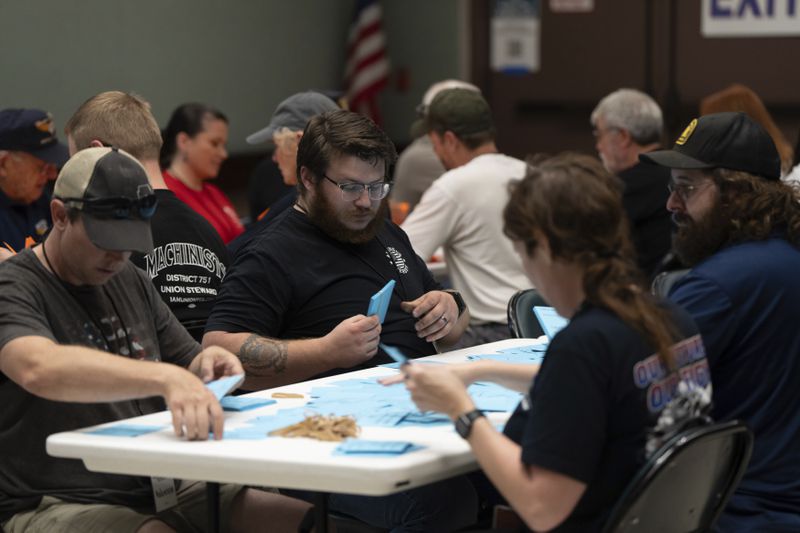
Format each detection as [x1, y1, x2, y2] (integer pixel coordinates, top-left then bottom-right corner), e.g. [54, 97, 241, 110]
[287, 475, 479, 532]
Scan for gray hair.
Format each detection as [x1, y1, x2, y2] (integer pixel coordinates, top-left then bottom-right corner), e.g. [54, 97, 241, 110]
[591, 89, 663, 145]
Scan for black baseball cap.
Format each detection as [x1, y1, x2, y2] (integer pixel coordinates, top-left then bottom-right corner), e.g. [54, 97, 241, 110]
[0, 108, 69, 167]
[54, 147, 156, 253]
[640, 111, 781, 180]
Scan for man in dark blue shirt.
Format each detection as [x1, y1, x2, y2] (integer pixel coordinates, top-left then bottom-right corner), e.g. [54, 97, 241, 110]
[642, 112, 800, 532]
[0, 109, 69, 252]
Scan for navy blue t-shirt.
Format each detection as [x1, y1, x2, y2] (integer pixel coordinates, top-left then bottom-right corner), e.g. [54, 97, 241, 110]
[0, 189, 51, 251]
[502, 302, 709, 532]
[670, 237, 800, 532]
[206, 207, 439, 373]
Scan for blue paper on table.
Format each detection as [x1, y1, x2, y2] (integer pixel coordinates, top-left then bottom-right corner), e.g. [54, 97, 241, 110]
[88, 424, 163, 437]
[221, 396, 277, 412]
[380, 343, 408, 364]
[335, 439, 420, 455]
[533, 306, 569, 339]
[205, 374, 245, 401]
[367, 279, 396, 324]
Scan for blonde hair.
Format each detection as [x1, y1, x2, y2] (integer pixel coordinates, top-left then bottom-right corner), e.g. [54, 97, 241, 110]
[66, 91, 162, 161]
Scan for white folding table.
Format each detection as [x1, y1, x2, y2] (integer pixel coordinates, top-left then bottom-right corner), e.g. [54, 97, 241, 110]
[47, 338, 540, 532]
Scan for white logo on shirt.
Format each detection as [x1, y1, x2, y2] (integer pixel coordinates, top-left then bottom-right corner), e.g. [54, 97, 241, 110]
[386, 247, 409, 274]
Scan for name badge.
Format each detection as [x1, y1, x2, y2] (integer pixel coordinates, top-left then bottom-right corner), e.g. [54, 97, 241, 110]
[151, 477, 178, 512]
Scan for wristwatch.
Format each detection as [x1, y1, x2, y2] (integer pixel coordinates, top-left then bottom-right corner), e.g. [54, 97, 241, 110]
[454, 409, 485, 439]
[444, 289, 467, 318]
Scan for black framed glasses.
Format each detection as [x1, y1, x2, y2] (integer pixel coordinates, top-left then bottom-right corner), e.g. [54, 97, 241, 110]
[322, 174, 391, 201]
[60, 195, 158, 220]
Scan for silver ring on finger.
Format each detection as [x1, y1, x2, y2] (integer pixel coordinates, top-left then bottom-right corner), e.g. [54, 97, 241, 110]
[440, 314, 448, 324]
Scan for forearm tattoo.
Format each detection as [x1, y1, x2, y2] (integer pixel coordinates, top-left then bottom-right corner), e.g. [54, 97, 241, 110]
[239, 334, 288, 375]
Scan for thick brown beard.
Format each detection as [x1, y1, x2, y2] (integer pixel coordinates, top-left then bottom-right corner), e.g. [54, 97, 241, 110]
[672, 196, 731, 266]
[306, 183, 388, 244]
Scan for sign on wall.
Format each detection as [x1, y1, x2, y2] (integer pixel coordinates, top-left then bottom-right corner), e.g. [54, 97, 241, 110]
[491, 0, 541, 74]
[550, 0, 594, 13]
[702, 0, 800, 37]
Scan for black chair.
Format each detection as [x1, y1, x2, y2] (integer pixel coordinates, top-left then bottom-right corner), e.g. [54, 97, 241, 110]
[601, 419, 753, 533]
[651, 269, 690, 298]
[507, 289, 549, 339]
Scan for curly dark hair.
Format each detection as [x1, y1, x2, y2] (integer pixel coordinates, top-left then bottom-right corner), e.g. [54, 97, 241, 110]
[713, 168, 800, 246]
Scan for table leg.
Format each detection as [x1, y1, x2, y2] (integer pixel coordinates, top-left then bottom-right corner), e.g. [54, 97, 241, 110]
[207, 482, 220, 533]
[313, 492, 329, 533]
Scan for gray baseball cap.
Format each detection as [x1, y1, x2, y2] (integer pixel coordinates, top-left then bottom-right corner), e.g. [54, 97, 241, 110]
[246, 91, 339, 145]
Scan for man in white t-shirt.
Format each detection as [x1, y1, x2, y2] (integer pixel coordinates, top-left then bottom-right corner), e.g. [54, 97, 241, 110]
[402, 88, 530, 347]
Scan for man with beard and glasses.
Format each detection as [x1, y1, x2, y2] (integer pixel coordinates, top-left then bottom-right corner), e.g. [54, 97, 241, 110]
[204, 109, 470, 388]
[202, 109, 477, 532]
[641, 111, 800, 533]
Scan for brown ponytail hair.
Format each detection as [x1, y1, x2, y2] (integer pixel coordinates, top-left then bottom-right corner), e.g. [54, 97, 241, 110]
[503, 153, 678, 371]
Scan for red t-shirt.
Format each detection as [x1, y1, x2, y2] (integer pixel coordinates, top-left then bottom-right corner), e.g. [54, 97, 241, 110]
[163, 171, 244, 243]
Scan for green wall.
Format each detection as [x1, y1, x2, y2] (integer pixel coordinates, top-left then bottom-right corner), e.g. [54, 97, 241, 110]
[0, 0, 464, 153]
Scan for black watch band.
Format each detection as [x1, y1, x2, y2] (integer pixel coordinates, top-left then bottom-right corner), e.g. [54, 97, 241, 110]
[444, 289, 467, 318]
[454, 409, 485, 439]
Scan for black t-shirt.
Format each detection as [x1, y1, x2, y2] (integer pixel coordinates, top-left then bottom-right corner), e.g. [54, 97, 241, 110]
[227, 189, 297, 259]
[0, 250, 200, 521]
[206, 208, 440, 372]
[130, 189, 230, 340]
[618, 162, 672, 279]
[502, 302, 709, 532]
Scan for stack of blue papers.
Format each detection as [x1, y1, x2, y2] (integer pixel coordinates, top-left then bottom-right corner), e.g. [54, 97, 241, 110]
[533, 306, 569, 339]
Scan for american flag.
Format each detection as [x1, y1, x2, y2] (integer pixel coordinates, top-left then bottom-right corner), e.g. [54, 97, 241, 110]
[344, 0, 390, 124]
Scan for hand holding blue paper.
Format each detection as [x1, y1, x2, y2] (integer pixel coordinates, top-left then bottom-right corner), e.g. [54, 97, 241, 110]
[205, 374, 245, 401]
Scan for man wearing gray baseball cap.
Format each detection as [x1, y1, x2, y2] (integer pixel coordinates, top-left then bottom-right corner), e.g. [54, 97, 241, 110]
[229, 91, 340, 257]
[0, 147, 311, 532]
[641, 111, 800, 532]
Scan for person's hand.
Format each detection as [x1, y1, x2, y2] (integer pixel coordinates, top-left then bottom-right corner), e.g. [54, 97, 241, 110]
[380, 361, 479, 387]
[190, 345, 244, 383]
[401, 290, 457, 342]
[403, 364, 475, 418]
[322, 314, 381, 368]
[162, 366, 224, 441]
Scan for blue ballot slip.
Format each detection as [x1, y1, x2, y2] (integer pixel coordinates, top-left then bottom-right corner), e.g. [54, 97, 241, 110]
[367, 279, 396, 324]
[220, 396, 277, 412]
[205, 374, 245, 401]
[533, 306, 569, 339]
[335, 439, 419, 455]
[380, 343, 408, 364]
[88, 424, 163, 437]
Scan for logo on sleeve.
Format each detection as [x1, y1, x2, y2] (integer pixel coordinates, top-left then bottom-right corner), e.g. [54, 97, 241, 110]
[385, 247, 409, 274]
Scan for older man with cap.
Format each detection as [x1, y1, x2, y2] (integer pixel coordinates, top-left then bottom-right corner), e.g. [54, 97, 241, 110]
[401, 88, 529, 348]
[227, 91, 339, 257]
[0, 108, 69, 253]
[0, 147, 311, 532]
[641, 111, 800, 532]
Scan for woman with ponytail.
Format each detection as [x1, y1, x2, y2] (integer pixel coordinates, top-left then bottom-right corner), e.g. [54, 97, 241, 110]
[390, 153, 712, 532]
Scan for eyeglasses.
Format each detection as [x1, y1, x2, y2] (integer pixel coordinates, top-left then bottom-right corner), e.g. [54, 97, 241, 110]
[667, 180, 712, 202]
[60, 195, 158, 220]
[322, 174, 391, 201]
